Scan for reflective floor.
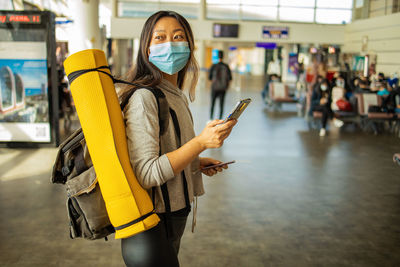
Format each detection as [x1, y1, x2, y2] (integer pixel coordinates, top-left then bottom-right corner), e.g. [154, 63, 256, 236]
[1, 75, 400, 266]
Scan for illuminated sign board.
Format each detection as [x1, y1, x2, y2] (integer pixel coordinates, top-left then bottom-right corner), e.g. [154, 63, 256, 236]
[262, 26, 289, 39]
[0, 14, 41, 24]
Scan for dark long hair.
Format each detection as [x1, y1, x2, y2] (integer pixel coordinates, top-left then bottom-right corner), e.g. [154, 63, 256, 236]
[118, 10, 199, 103]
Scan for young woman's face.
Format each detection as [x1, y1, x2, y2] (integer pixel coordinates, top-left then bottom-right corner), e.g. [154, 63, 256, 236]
[149, 17, 187, 48]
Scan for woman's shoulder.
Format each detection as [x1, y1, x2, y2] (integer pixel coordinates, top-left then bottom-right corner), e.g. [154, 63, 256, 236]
[126, 88, 159, 113]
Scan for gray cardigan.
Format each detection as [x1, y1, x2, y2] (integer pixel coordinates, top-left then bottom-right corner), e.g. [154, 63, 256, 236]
[124, 79, 204, 213]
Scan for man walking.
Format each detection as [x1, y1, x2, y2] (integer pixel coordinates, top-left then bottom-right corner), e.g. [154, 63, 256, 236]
[208, 51, 232, 119]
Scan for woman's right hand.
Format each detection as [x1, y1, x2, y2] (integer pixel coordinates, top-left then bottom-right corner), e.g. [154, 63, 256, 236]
[196, 119, 237, 149]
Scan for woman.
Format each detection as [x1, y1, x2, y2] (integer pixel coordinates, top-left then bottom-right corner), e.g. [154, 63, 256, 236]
[119, 11, 237, 266]
[311, 79, 343, 136]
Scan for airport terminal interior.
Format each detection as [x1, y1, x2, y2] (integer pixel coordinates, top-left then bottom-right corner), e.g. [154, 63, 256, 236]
[1, 0, 400, 266]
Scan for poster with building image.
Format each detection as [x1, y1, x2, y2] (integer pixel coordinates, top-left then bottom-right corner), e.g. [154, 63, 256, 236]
[0, 41, 50, 142]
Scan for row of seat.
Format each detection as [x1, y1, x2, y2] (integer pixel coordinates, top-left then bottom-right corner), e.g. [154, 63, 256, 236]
[266, 82, 400, 135]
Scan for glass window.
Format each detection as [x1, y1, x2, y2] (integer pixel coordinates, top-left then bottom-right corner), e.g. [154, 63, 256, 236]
[0, 0, 13, 9]
[241, 5, 278, 20]
[280, 0, 315, 7]
[315, 8, 352, 23]
[206, 4, 240, 20]
[355, 0, 364, 8]
[160, 3, 199, 18]
[240, 0, 278, 5]
[317, 0, 353, 9]
[279, 7, 315, 22]
[0, 66, 13, 109]
[160, 0, 200, 2]
[207, 0, 240, 4]
[15, 74, 23, 104]
[118, 2, 158, 18]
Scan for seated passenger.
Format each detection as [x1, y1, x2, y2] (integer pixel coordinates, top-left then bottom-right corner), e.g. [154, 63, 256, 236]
[262, 74, 280, 103]
[355, 80, 370, 93]
[311, 79, 343, 137]
[360, 75, 371, 85]
[335, 74, 354, 99]
[377, 82, 390, 96]
[381, 84, 400, 113]
[378, 72, 386, 83]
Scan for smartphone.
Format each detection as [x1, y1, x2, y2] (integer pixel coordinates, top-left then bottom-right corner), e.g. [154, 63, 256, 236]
[201, 160, 236, 171]
[224, 98, 251, 122]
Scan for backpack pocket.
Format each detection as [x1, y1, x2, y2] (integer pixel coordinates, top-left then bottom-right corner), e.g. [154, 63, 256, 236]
[66, 167, 114, 240]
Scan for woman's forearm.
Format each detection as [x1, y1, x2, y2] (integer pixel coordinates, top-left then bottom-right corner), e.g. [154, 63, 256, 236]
[166, 136, 206, 175]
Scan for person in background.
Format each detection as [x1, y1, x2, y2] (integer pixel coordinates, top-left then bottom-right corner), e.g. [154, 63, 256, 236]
[297, 59, 305, 82]
[377, 82, 390, 96]
[334, 75, 346, 89]
[208, 50, 232, 120]
[378, 72, 386, 82]
[311, 79, 344, 137]
[355, 79, 370, 93]
[262, 73, 280, 104]
[381, 83, 399, 113]
[310, 75, 324, 98]
[388, 74, 399, 89]
[335, 74, 353, 99]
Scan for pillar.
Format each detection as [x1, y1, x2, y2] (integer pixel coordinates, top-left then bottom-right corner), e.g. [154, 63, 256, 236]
[68, 0, 101, 54]
[281, 43, 290, 83]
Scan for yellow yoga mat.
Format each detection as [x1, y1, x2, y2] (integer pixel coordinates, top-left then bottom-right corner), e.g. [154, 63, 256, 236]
[64, 49, 159, 239]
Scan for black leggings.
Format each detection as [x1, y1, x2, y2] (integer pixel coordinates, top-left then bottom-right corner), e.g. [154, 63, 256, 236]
[313, 104, 332, 128]
[121, 212, 188, 267]
[210, 90, 226, 119]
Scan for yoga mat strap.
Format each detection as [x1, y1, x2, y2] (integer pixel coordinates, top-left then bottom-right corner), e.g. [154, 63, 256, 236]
[114, 210, 156, 231]
[67, 65, 144, 96]
[68, 66, 112, 84]
[67, 66, 170, 136]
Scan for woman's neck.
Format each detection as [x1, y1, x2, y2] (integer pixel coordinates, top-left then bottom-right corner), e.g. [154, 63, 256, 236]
[163, 73, 178, 87]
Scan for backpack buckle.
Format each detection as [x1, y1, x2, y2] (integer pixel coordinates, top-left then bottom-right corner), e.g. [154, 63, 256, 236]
[61, 166, 70, 177]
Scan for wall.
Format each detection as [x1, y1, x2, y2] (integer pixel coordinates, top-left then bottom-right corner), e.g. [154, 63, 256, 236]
[369, 0, 398, 18]
[110, 18, 346, 45]
[343, 12, 400, 75]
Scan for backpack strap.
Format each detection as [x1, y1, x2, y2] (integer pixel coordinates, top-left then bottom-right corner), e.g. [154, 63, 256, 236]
[121, 87, 169, 136]
[168, 108, 190, 209]
[159, 108, 191, 239]
[123, 86, 190, 214]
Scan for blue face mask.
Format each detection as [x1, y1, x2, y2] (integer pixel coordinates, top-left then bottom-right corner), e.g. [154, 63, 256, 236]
[149, 42, 190, 75]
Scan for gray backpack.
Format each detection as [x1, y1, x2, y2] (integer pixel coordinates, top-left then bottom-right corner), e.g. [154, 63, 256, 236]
[51, 87, 169, 240]
[52, 128, 114, 240]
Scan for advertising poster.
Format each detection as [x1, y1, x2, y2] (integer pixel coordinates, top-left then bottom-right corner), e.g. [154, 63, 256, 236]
[211, 49, 220, 64]
[0, 41, 50, 142]
[288, 53, 299, 76]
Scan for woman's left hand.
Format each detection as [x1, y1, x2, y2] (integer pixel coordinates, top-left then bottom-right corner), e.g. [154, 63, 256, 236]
[199, 157, 228, 176]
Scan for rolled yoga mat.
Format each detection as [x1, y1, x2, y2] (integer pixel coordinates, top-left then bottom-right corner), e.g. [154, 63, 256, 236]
[64, 49, 159, 239]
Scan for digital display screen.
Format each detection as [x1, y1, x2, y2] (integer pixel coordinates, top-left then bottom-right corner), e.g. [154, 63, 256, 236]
[213, 23, 239, 38]
[0, 14, 41, 24]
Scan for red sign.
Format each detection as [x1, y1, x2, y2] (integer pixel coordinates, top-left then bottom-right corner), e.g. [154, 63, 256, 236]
[0, 15, 41, 24]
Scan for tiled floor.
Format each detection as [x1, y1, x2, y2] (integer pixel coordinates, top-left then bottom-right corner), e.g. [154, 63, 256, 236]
[1, 76, 400, 266]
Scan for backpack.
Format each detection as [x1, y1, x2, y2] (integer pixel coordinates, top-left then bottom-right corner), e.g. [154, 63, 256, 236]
[211, 63, 230, 91]
[51, 87, 170, 240]
[336, 99, 352, 112]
